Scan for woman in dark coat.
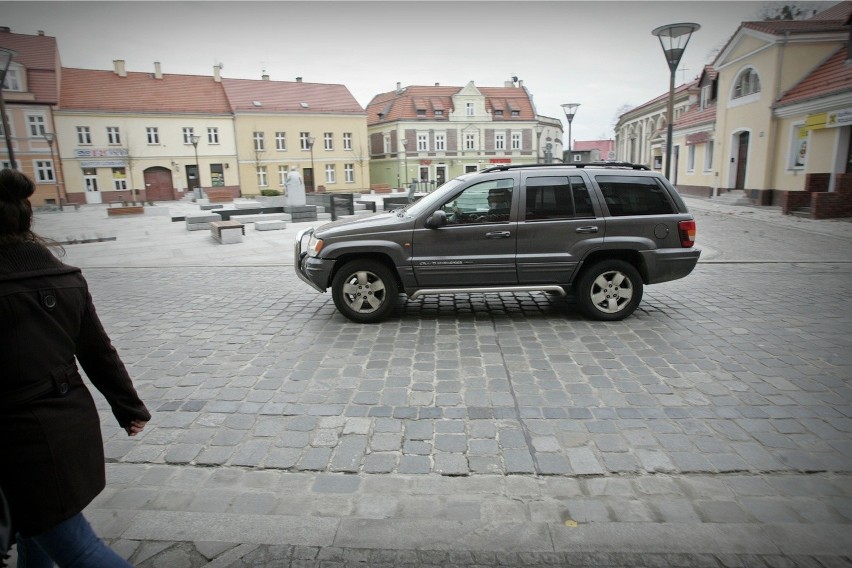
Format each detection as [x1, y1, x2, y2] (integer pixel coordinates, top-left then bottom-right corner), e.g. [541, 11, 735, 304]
[0, 169, 150, 567]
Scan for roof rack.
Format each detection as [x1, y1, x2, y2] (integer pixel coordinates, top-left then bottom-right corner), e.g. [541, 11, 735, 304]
[480, 161, 650, 173]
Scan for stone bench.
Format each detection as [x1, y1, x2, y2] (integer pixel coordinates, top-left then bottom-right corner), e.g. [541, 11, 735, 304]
[230, 212, 291, 224]
[210, 220, 245, 244]
[185, 212, 222, 231]
[205, 189, 234, 203]
[199, 203, 224, 210]
[255, 220, 287, 231]
[234, 200, 262, 209]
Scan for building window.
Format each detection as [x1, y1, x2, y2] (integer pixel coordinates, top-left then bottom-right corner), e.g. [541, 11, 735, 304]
[253, 131, 265, 151]
[257, 166, 268, 187]
[2, 68, 21, 91]
[494, 110, 504, 117]
[704, 141, 714, 171]
[495, 133, 506, 150]
[344, 163, 354, 183]
[325, 164, 336, 183]
[112, 167, 127, 190]
[107, 127, 121, 145]
[790, 124, 808, 169]
[275, 132, 286, 151]
[210, 163, 225, 187]
[76, 126, 91, 145]
[465, 133, 476, 150]
[511, 133, 521, 150]
[733, 68, 761, 99]
[687, 145, 696, 172]
[382, 135, 390, 154]
[35, 160, 55, 182]
[182, 127, 195, 144]
[324, 132, 333, 150]
[300, 132, 311, 150]
[435, 133, 446, 151]
[146, 127, 159, 144]
[208, 127, 219, 144]
[435, 110, 443, 116]
[27, 115, 47, 137]
[511, 110, 520, 117]
[343, 132, 352, 150]
[466, 102, 474, 116]
[573, 154, 582, 162]
[279, 165, 288, 186]
[417, 133, 428, 151]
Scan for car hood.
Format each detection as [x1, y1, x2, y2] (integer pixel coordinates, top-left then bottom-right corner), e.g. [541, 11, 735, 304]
[315, 211, 409, 237]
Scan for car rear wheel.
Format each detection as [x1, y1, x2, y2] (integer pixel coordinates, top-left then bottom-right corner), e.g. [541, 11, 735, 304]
[576, 260, 643, 321]
[331, 260, 399, 323]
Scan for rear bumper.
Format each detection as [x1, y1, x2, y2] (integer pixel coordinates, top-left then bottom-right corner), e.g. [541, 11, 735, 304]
[641, 247, 701, 284]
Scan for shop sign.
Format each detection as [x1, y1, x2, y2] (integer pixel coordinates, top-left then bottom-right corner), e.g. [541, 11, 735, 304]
[74, 148, 129, 158]
[827, 108, 852, 128]
[489, 158, 511, 163]
[79, 160, 128, 168]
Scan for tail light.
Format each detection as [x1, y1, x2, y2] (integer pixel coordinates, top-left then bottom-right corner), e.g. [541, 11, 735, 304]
[678, 220, 696, 248]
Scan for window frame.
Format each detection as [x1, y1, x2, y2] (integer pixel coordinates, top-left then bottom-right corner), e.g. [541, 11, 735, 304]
[76, 126, 92, 145]
[182, 127, 195, 145]
[208, 127, 219, 145]
[27, 114, 47, 138]
[34, 160, 55, 183]
[257, 165, 268, 187]
[343, 132, 353, 151]
[146, 127, 160, 145]
[324, 132, 333, 151]
[344, 163, 355, 183]
[275, 132, 286, 151]
[107, 126, 121, 145]
[325, 163, 336, 184]
[417, 132, 429, 151]
[253, 131, 265, 151]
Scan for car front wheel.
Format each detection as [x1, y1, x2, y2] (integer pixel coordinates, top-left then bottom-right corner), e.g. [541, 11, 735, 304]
[576, 260, 643, 321]
[331, 260, 399, 323]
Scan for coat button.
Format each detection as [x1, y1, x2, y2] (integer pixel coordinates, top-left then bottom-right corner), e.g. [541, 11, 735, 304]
[43, 295, 56, 309]
[59, 382, 69, 395]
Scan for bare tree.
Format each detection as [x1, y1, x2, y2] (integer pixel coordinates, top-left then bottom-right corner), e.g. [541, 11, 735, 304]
[756, 2, 825, 20]
[349, 144, 369, 192]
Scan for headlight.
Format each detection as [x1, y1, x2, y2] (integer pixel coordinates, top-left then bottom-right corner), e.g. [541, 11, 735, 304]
[307, 234, 324, 257]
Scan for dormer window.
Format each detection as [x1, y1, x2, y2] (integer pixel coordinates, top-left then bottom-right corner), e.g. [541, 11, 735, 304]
[2, 66, 22, 91]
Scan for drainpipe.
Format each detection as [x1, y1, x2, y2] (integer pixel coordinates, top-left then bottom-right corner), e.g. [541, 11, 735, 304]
[767, 31, 790, 193]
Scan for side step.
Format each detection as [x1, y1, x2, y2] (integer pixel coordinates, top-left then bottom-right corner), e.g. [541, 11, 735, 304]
[409, 285, 566, 300]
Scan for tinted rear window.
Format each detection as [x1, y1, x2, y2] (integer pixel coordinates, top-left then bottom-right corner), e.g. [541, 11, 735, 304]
[595, 175, 675, 216]
[525, 176, 594, 220]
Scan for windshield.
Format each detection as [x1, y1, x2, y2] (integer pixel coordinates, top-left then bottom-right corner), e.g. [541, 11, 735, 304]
[403, 178, 467, 217]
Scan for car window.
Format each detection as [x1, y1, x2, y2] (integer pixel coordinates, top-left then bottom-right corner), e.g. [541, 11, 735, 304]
[524, 175, 594, 220]
[439, 179, 513, 224]
[595, 175, 675, 216]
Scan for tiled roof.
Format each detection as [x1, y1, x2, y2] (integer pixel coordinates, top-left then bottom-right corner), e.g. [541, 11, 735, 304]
[59, 68, 232, 114]
[807, 0, 852, 20]
[221, 78, 364, 114]
[775, 47, 852, 108]
[0, 29, 59, 104]
[621, 82, 695, 118]
[366, 84, 535, 126]
[673, 102, 717, 129]
[741, 19, 849, 34]
[572, 139, 614, 153]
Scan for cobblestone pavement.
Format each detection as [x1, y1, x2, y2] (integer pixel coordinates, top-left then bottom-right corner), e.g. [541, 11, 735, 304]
[9, 198, 852, 566]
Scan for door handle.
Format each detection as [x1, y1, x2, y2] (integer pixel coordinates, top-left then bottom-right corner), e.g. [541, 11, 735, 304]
[576, 226, 599, 233]
[485, 231, 511, 238]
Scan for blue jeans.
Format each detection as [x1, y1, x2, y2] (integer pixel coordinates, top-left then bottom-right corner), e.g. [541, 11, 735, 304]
[15, 513, 131, 568]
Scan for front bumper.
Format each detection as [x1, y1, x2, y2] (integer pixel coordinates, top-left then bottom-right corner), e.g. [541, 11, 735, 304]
[294, 227, 332, 293]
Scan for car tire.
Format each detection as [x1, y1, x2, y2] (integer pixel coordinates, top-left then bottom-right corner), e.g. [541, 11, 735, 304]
[575, 260, 643, 321]
[331, 260, 399, 323]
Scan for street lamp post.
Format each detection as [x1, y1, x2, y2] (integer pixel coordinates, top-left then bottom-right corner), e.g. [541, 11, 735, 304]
[0, 47, 18, 169]
[307, 136, 315, 192]
[190, 133, 201, 200]
[561, 104, 580, 163]
[42, 132, 62, 210]
[652, 22, 700, 180]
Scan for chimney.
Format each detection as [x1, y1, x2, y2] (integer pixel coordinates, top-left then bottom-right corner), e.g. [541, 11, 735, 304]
[37, 30, 44, 36]
[396, 82, 401, 91]
[295, 77, 302, 82]
[213, 64, 222, 82]
[435, 83, 440, 86]
[113, 59, 127, 77]
[154, 61, 162, 79]
[262, 73, 270, 81]
[0, 27, 10, 33]
[518, 80, 524, 88]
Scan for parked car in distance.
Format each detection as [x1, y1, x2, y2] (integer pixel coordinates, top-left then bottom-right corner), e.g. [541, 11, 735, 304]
[295, 162, 700, 323]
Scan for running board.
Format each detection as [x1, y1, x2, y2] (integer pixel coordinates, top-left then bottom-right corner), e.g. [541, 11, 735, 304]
[409, 285, 566, 300]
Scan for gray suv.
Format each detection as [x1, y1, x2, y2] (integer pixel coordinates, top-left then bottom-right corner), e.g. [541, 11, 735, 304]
[295, 163, 700, 323]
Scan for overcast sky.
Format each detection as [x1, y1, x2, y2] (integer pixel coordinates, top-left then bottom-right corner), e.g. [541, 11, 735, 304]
[4, 1, 811, 143]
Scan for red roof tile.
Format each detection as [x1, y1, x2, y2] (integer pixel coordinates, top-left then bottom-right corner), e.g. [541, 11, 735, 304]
[674, 102, 717, 129]
[366, 84, 535, 125]
[0, 29, 59, 104]
[808, 1, 852, 20]
[572, 139, 615, 154]
[775, 47, 852, 108]
[221, 78, 364, 114]
[741, 19, 849, 34]
[59, 68, 232, 114]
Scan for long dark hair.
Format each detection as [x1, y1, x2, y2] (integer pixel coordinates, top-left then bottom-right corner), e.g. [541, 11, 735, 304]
[0, 168, 62, 253]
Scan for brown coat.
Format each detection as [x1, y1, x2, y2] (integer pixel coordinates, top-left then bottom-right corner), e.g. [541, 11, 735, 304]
[0, 242, 151, 537]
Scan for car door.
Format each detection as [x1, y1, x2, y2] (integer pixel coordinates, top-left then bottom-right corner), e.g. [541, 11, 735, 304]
[410, 177, 518, 287]
[515, 173, 605, 285]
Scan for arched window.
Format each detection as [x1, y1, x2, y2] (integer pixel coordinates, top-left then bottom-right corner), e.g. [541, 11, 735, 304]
[733, 68, 761, 99]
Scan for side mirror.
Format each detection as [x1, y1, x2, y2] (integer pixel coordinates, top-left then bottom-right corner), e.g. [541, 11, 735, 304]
[425, 210, 448, 229]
